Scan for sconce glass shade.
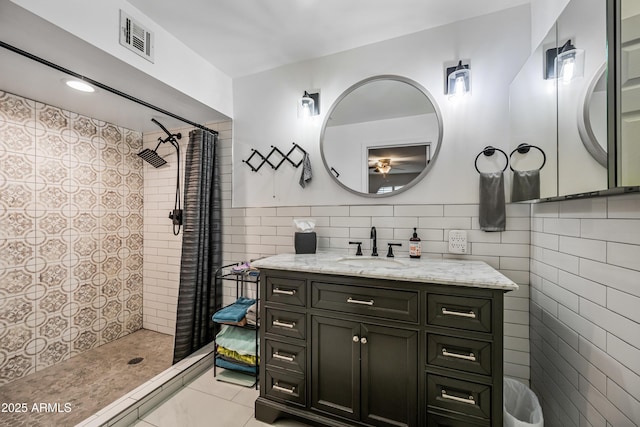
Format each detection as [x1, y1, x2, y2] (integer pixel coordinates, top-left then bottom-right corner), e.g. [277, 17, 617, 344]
[554, 40, 585, 83]
[446, 61, 471, 98]
[299, 91, 319, 117]
[301, 91, 315, 117]
[546, 39, 584, 82]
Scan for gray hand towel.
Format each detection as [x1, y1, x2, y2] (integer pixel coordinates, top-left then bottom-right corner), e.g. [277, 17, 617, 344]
[299, 152, 312, 188]
[479, 171, 506, 232]
[511, 169, 540, 202]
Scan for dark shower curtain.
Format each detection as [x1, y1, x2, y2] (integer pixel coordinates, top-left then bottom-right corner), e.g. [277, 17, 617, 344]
[173, 129, 222, 364]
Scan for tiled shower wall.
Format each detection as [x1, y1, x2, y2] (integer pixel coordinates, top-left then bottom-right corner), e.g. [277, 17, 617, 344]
[224, 202, 532, 384]
[0, 91, 144, 386]
[142, 120, 232, 336]
[530, 194, 640, 426]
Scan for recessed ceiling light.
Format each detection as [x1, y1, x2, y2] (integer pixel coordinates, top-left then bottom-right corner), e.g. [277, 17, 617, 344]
[63, 79, 95, 93]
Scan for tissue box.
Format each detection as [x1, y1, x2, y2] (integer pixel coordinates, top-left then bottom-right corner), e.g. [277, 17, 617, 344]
[295, 232, 316, 254]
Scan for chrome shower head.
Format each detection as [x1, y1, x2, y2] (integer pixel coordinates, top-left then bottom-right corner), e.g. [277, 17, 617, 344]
[137, 148, 167, 168]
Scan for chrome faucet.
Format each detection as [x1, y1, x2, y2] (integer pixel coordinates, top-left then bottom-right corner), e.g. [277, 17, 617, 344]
[370, 226, 378, 256]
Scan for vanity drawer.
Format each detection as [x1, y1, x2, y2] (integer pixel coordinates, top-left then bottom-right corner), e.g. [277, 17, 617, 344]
[426, 374, 492, 421]
[266, 276, 306, 307]
[426, 333, 492, 376]
[427, 294, 492, 333]
[265, 308, 306, 340]
[265, 339, 306, 374]
[426, 411, 488, 427]
[265, 369, 306, 407]
[311, 281, 419, 322]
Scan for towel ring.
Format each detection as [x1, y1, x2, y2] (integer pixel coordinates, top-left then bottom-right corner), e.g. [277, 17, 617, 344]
[509, 143, 546, 171]
[474, 146, 508, 173]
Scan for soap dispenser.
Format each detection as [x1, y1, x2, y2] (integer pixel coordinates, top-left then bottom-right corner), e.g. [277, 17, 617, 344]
[409, 227, 421, 259]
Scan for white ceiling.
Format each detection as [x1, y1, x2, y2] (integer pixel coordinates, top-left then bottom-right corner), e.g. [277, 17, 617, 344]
[128, 0, 530, 78]
[0, 0, 529, 133]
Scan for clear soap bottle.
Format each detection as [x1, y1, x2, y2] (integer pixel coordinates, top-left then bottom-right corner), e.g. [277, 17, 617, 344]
[409, 227, 421, 259]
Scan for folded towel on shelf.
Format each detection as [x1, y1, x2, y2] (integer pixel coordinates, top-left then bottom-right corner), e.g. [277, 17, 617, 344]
[246, 302, 258, 326]
[217, 354, 255, 369]
[215, 356, 257, 374]
[479, 171, 506, 232]
[511, 169, 540, 202]
[218, 346, 258, 366]
[299, 152, 312, 188]
[212, 297, 256, 324]
[215, 325, 259, 356]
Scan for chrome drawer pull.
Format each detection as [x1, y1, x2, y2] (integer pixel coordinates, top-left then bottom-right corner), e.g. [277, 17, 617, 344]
[273, 320, 296, 329]
[347, 297, 374, 306]
[273, 288, 296, 296]
[441, 389, 475, 405]
[273, 352, 295, 362]
[442, 307, 476, 319]
[442, 348, 476, 362]
[273, 382, 296, 394]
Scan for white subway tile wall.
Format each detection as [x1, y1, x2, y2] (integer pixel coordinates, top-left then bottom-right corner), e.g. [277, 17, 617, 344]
[225, 199, 531, 383]
[142, 120, 232, 336]
[530, 193, 640, 427]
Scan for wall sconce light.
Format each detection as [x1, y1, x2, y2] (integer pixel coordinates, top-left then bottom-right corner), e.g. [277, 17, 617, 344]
[298, 91, 320, 118]
[445, 60, 471, 98]
[545, 39, 584, 82]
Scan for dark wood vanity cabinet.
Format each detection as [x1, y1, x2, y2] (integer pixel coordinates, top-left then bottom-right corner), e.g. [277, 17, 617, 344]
[311, 316, 418, 426]
[256, 270, 506, 427]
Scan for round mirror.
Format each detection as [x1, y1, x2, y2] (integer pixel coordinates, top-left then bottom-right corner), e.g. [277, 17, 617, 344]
[577, 63, 607, 167]
[320, 75, 442, 197]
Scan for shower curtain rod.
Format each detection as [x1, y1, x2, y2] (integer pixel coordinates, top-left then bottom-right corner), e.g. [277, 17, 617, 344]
[0, 40, 219, 136]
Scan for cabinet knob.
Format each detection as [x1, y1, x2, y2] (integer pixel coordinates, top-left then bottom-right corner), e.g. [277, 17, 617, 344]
[360, 337, 367, 344]
[352, 335, 360, 342]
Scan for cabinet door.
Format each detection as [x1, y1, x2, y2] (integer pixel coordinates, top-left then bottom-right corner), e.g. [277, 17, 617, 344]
[311, 316, 360, 421]
[361, 323, 418, 427]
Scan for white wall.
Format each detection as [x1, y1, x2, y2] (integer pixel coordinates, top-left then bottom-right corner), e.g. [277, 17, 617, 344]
[9, 0, 233, 119]
[232, 5, 531, 207]
[530, 0, 570, 52]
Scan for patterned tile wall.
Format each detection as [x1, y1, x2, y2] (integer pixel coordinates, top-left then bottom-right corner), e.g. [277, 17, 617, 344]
[0, 90, 144, 386]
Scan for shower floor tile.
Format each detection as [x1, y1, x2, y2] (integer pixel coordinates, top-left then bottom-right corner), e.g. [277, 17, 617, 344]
[0, 329, 173, 427]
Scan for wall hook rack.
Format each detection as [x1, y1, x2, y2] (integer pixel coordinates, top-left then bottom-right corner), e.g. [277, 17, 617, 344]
[243, 142, 307, 172]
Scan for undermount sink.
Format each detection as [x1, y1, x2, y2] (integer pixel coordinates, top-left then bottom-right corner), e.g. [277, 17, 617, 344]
[337, 257, 404, 268]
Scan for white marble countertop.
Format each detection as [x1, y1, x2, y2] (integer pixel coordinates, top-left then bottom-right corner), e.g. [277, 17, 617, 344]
[251, 252, 518, 291]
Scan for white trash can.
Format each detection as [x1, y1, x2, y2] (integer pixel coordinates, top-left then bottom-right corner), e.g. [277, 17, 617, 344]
[503, 378, 544, 427]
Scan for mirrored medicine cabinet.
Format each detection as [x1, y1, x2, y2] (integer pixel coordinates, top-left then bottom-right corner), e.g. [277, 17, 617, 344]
[509, 0, 640, 202]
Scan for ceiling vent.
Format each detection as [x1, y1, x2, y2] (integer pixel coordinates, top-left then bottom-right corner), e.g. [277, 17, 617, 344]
[119, 10, 154, 63]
